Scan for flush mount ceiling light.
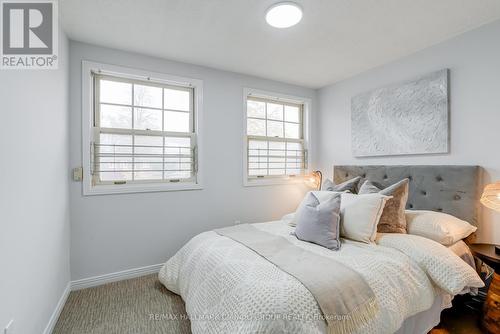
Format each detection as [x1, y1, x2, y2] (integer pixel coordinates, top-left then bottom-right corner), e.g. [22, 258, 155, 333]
[266, 2, 303, 28]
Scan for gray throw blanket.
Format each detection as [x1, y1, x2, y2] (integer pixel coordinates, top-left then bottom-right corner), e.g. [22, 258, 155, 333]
[215, 224, 379, 334]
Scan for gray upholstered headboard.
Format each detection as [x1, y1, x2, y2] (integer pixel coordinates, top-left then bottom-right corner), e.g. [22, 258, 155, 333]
[333, 165, 480, 225]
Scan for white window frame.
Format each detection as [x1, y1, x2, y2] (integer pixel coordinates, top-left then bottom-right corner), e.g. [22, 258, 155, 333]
[82, 61, 204, 195]
[243, 88, 312, 187]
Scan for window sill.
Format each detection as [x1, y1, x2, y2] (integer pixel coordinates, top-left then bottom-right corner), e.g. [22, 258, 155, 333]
[83, 182, 203, 196]
[244, 177, 306, 187]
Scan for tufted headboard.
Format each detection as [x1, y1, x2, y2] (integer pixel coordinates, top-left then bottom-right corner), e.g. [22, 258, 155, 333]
[333, 165, 480, 225]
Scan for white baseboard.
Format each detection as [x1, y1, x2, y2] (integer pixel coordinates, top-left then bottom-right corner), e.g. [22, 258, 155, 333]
[43, 282, 71, 334]
[42, 264, 163, 333]
[70, 263, 163, 291]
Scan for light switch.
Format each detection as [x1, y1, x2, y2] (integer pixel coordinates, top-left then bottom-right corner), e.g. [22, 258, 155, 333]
[73, 167, 83, 181]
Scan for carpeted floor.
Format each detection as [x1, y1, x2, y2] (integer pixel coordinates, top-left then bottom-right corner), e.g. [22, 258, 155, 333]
[54, 274, 484, 334]
[53, 274, 190, 334]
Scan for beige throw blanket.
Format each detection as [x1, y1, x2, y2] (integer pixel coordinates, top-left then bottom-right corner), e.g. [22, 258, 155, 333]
[215, 224, 379, 334]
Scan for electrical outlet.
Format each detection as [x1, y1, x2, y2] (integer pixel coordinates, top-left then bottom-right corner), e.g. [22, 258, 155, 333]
[4, 319, 14, 334]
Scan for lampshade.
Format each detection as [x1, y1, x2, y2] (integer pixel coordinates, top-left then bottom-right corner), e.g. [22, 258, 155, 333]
[305, 170, 322, 190]
[480, 182, 500, 211]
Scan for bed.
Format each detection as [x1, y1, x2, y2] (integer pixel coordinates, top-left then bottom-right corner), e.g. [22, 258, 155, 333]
[159, 165, 483, 334]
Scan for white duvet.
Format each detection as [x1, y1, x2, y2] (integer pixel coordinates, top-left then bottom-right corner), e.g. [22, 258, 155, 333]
[159, 221, 483, 334]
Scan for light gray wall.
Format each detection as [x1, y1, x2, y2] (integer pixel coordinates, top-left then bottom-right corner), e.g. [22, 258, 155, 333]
[317, 20, 500, 244]
[0, 33, 70, 333]
[69, 41, 316, 280]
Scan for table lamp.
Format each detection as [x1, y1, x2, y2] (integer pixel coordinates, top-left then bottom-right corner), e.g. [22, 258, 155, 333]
[305, 170, 322, 190]
[480, 181, 500, 254]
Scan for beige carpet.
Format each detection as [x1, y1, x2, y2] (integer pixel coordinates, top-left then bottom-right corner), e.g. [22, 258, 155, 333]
[54, 274, 483, 334]
[53, 274, 191, 334]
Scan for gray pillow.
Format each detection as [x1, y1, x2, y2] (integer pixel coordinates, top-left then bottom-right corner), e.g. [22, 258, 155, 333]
[323, 177, 361, 193]
[358, 179, 409, 233]
[293, 192, 342, 250]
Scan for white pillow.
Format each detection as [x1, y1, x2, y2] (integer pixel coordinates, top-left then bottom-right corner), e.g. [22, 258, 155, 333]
[291, 191, 390, 244]
[340, 193, 390, 244]
[405, 210, 477, 246]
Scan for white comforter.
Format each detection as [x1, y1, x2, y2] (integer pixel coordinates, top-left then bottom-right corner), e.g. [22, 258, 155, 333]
[159, 221, 483, 334]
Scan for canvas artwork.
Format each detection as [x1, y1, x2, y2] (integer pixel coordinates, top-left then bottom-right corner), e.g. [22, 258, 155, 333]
[351, 69, 449, 157]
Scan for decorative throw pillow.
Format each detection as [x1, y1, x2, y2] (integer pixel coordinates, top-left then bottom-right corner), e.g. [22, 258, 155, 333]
[293, 192, 342, 250]
[358, 179, 409, 233]
[340, 193, 390, 244]
[322, 176, 361, 193]
[289, 191, 343, 227]
[405, 210, 477, 246]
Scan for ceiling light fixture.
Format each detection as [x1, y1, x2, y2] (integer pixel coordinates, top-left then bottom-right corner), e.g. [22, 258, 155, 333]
[266, 2, 303, 28]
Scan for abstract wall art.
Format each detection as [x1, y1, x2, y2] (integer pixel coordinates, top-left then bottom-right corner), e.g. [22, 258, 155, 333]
[351, 69, 449, 157]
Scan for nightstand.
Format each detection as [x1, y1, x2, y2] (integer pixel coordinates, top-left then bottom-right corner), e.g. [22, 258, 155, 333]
[469, 243, 500, 334]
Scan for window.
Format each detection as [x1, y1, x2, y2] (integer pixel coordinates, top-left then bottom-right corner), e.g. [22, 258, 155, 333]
[82, 61, 203, 195]
[244, 88, 311, 185]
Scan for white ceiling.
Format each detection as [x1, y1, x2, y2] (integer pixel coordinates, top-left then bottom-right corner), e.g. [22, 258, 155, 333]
[60, 0, 500, 88]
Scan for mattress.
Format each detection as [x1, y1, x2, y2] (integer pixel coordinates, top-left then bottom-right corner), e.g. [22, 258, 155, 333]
[394, 293, 452, 334]
[395, 240, 476, 334]
[159, 220, 483, 334]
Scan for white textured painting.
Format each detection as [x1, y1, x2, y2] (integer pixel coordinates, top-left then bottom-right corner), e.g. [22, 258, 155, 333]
[351, 69, 449, 157]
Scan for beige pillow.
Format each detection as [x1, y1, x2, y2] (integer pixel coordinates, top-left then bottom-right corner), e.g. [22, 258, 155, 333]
[358, 179, 409, 233]
[405, 210, 477, 246]
[340, 193, 390, 244]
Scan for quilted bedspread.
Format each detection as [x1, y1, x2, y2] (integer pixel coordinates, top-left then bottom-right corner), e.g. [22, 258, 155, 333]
[159, 221, 483, 334]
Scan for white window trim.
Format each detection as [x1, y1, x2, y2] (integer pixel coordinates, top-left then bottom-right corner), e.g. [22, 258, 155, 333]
[243, 87, 312, 187]
[81, 60, 204, 195]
